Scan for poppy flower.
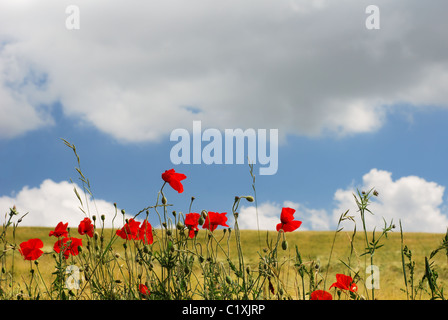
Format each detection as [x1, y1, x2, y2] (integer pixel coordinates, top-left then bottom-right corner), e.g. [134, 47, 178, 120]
[202, 211, 229, 232]
[116, 218, 141, 240]
[185, 213, 201, 238]
[276, 207, 302, 232]
[19, 238, 44, 261]
[162, 169, 187, 193]
[78, 217, 94, 237]
[138, 220, 154, 245]
[139, 284, 150, 297]
[54, 237, 83, 259]
[49, 221, 69, 238]
[310, 290, 333, 300]
[329, 274, 358, 292]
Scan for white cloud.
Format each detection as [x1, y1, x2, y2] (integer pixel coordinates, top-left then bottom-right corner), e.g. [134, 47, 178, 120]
[1, 1, 448, 141]
[0, 179, 131, 228]
[333, 169, 448, 233]
[238, 200, 330, 231]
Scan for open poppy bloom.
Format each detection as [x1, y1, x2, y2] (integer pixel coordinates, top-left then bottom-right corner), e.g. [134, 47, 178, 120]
[185, 213, 201, 238]
[139, 284, 150, 297]
[162, 169, 187, 193]
[329, 274, 358, 292]
[310, 290, 333, 300]
[78, 217, 94, 237]
[138, 220, 154, 245]
[202, 211, 229, 232]
[19, 238, 44, 261]
[276, 207, 302, 232]
[54, 237, 83, 259]
[116, 218, 141, 240]
[49, 221, 69, 238]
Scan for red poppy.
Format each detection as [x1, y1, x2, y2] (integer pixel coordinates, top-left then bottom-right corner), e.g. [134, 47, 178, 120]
[138, 220, 154, 245]
[162, 169, 187, 193]
[329, 274, 358, 292]
[276, 207, 302, 232]
[185, 213, 201, 238]
[54, 237, 83, 259]
[310, 290, 333, 300]
[49, 221, 69, 238]
[139, 284, 150, 297]
[78, 217, 94, 237]
[116, 218, 141, 240]
[19, 238, 44, 261]
[202, 211, 229, 232]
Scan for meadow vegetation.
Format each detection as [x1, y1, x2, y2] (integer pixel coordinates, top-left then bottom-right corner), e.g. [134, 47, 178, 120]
[0, 140, 446, 300]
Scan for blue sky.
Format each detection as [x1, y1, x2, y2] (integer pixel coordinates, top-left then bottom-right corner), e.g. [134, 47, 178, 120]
[1, 1, 448, 232]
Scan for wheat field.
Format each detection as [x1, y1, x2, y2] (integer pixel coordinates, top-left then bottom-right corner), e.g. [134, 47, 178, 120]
[2, 226, 447, 300]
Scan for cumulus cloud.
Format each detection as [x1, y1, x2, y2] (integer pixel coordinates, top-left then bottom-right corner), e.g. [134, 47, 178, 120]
[1, 1, 448, 142]
[238, 200, 330, 231]
[0, 179, 131, 228]
[333, 169, 448, 233]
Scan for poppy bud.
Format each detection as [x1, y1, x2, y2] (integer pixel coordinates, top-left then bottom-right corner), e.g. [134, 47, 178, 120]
[92, 215, 97, 221]
[162, 196, 167, 205]
[121, 209, 126, 215]
[226, 275, 232, 284]
[282, 240, 288, 250]
[245, 196, 254, 202]
[198, 216, 205, 226]
[9, 206, 18, 216]
[101, 214, 106, 221]
[176, 221, 184, 230]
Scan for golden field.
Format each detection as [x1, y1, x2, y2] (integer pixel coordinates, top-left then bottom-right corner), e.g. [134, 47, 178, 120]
[1, 226, 447, 300]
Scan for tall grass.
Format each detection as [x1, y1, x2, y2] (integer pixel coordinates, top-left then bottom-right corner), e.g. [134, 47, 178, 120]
[0, 139, 447, 300]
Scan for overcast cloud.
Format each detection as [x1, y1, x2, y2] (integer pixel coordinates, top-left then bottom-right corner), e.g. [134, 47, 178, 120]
[1, 0, 448, 142]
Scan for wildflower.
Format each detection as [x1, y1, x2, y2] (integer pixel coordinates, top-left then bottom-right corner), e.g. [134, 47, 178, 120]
[116, 218, 141, 240]
[19, 238, 44, 261]
[54, 237, 83, 259]
[78, 217, 94, 237]
[49, 221, 69, 238]
[139, 284, 150, 297]
[310, 290, 333, 300]
[202, 211, 229, 232]
[162, 169, 187, 193]
[185, 213, 201, 238]
[138, 220, 154, 245]
[276, 207, 302, 232]
[329, 274, 358, 292]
